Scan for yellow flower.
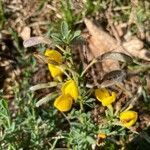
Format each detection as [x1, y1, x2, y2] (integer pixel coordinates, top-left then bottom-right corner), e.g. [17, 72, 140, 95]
[45, 49, 63, 63]
[97, 133, 107, 146]
[54, 80, 79, 112]
[95, 88, 116, 107]
[98, 133, 107, 139]
[54, 94, 73, 112]
[48, 64, 63, 80]
[61, 79, 79, 101]
[45, 49, 63, 80]
[120, 110, 138, 128]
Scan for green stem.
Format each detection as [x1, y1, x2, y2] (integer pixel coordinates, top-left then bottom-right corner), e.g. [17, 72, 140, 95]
[107, 104, 114, 116]
[79, 96, 84, 111]
[60, 65, 71, 79]
[61, 112, 71, 125]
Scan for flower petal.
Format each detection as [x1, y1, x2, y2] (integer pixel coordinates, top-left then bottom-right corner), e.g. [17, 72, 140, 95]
[95, 88, 116, 106]
[62, 79, 78, 100]
[45, 49, 63, 63]
[98, 133, 107, 139]
[54, 95, 73, 112]
[48, 64, 63, 79]
[120, 110, 138, 128]
[101, 92, 116, 106]
[95, 88, 110, 102]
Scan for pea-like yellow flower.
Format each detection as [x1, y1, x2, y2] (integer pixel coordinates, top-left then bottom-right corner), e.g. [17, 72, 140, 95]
[98, 133, 107, 139]
[54, 80, 79, 112]
[95, 88, 116, 107]
[54, 94, 73, 112]
[47, 64, 63, 80]
[61, 79, 79, 101]
[45, 49, 63, 80]
[97, 133, 107, 146]
[120, 110, 138, 128]
[45, 49, 63, 63]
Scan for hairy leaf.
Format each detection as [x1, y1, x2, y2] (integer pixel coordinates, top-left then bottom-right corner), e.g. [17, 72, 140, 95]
[36, 93, 58, 107]
[99, 70, 126, 88]
[23, 36, 52, 48]
[100, 52, 133, 63]
[30, 82, 58, 91]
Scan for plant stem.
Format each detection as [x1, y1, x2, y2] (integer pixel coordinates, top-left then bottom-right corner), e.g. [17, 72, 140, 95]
[81, 58, 97, 77]
[55, 44, 66, 53]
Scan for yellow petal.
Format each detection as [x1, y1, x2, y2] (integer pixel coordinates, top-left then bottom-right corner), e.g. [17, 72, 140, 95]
[101, 92, 116, 106]
[61, 79, 78, 100]
[54, 95, 73, 112]
[120, 110, 138, 128]
[95, 88, 116, 106]
[98, 133, 107, 139]
[48, 64, 63, 79]
[45, 49, 63, 63]
[95, 88, 110, 102]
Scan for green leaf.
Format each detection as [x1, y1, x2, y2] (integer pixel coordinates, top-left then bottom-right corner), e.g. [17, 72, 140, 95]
[61, 0, 74, 25]
[51, 33, 62, 43]
[61, 21, 69, 38]
[71, 30, 81, 41]
[86, 136, 95, 144]
[1, 99, 8, 110]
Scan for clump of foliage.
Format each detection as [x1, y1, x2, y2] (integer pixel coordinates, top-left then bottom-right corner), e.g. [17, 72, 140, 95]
[0, 0, 150, 149]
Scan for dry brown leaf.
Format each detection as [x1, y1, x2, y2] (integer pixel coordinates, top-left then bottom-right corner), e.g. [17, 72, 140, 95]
[84, 18, 118, 57]
[20, 26, 31, 40]
[101, 60, 120, 73]
[84, 18, 150, 72]
[122, 38, 150, 61]
[84, 18, 120, 72]
[23, 36, 52, 48]
[115, 23, 127, 37]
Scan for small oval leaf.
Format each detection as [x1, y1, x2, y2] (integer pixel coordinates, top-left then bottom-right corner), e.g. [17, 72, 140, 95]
[100, 52, 133, 63]
[61, 21, 69, 38]
[30, 82, 58, 91]
[23, 36, 52, 48]
[99, 70, 126, 88]
[36, 93, 58, 107]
